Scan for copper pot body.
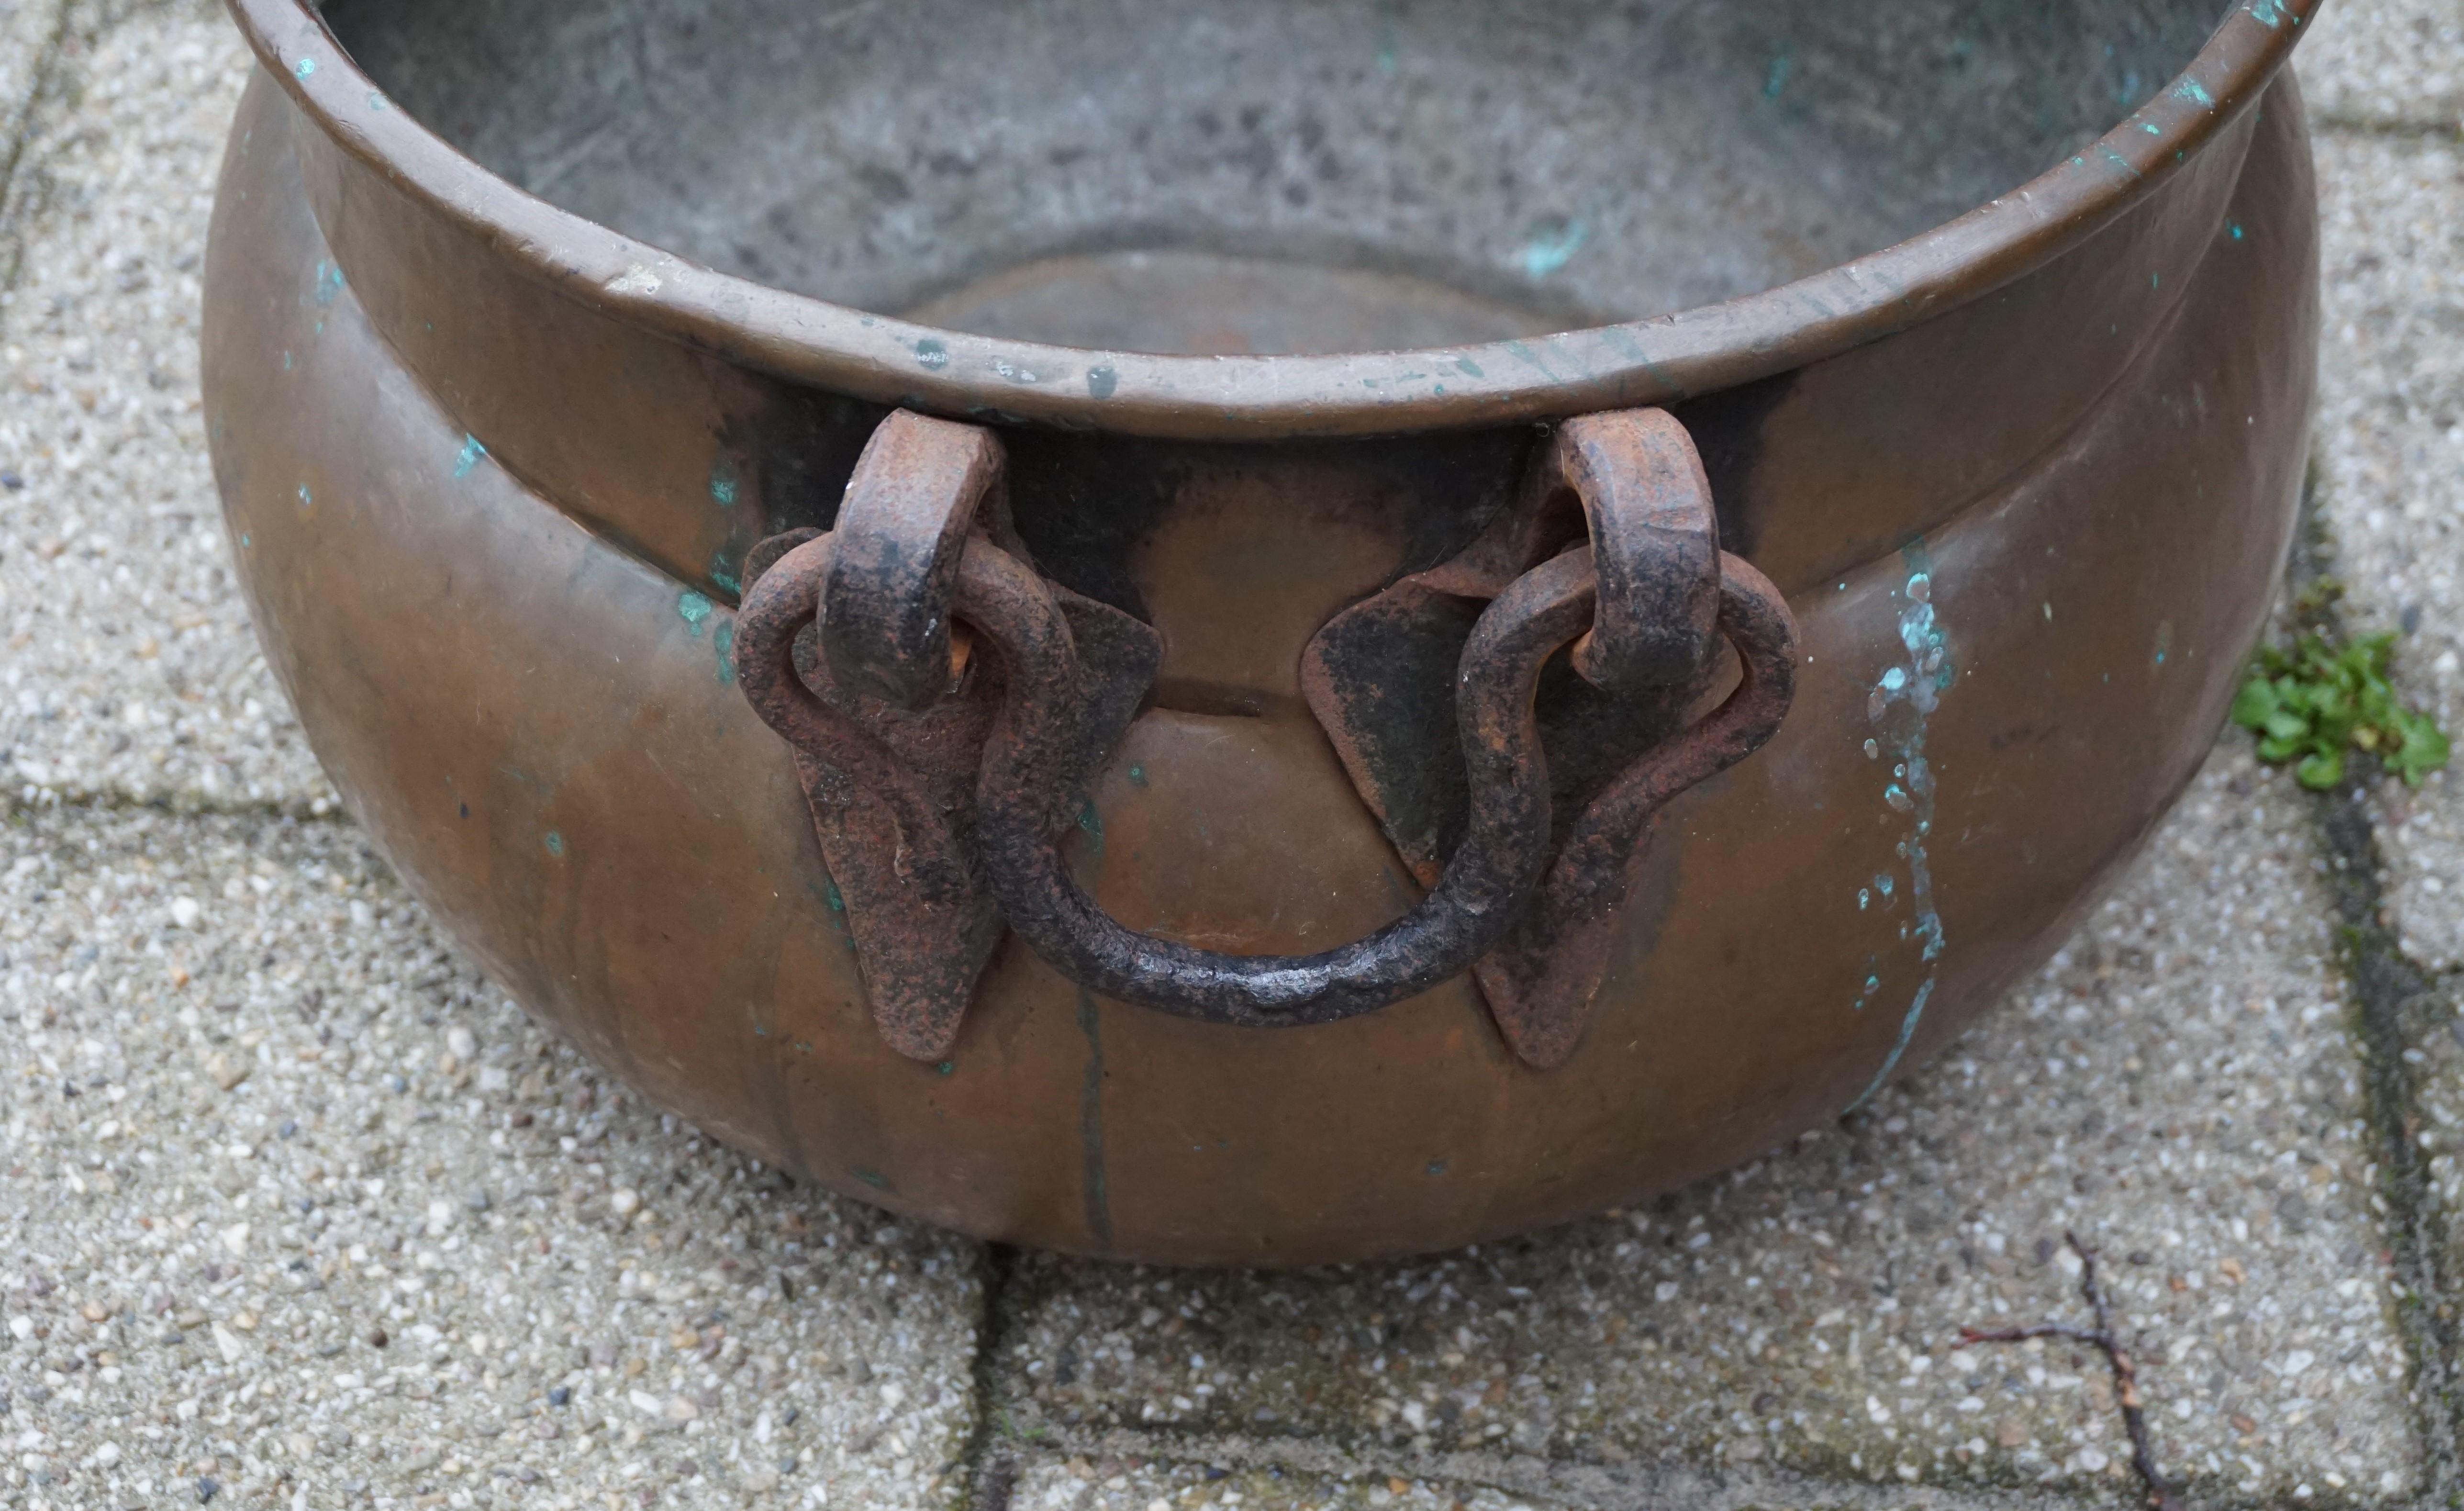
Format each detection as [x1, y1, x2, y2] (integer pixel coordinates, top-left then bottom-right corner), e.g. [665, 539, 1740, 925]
[203, 0, 2319, 1263]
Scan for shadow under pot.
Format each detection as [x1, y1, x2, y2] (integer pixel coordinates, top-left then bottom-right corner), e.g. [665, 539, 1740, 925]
[201, 0, 2320, 1264]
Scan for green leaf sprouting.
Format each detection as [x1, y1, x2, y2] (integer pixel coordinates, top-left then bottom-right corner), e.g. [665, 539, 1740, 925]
[2232, 630, 2451, 790]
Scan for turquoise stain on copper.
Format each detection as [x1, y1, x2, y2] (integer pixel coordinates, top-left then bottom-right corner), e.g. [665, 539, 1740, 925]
[1850, 545, 1954, 1111]
[1515, 221, 1587, 279]
[713, 620, 736, 685]
[676, 591, 714, 637]
[312, 259, 346, 304]
[709, 464, 738, 506]
[453, 434, 486, 478]
[543, 831, 564, 857]
[1085, 365, 1118, 399]
[293, 57, 315, 78]
[852, 1168, 890, 1190]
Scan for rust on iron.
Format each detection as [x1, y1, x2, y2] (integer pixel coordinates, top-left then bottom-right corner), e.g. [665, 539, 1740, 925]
[734, 533, 1002, 1061]
[969, 539, 1576, 1024]
[1473, 560, 1797, 1068]
[1304, 409, 1795, 1063]
[740, 408, 1794, 1043]
[820, 411, 1019, 709]
[733, 417, 1162, 1058]
[1547, 410, 1722, 694]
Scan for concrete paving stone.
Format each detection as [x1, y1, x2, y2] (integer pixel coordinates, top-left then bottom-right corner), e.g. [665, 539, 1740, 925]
[2298, 0, 2464, 131]
[2303, 132, 2464, 968]
[0, 0, 334, 813]
[995, 745, 2419, 1507]
[0, 804, 985, 1509]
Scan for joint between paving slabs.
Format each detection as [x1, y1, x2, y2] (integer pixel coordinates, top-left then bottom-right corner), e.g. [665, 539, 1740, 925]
[961, 1244, 1028, 1511]
[2310, 114, 2464, 146]
[2290, 462, 2464, 1505]
[3, 790, 350, 824]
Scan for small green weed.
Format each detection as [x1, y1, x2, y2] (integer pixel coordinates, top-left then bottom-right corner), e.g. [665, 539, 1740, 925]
[2231, 630, 2451, 789]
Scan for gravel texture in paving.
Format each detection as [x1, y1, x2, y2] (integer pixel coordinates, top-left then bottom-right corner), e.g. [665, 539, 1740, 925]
[985, 749, 2420, 1508]
[0, 0, 331, 814]
[2300, 0, 2464, 130]
[0, 805, 986, 1510]
[2308, 129, 2464, 970]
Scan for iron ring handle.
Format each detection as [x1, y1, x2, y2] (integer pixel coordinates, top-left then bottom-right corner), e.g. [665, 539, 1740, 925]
[960, 538, 1793, 1027]
[733, 406, 1795, 1057]
[958, 536, 1587, 1026]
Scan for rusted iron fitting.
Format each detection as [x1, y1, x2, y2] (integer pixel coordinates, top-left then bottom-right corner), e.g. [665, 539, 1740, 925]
[735, 408, 1797, 1063]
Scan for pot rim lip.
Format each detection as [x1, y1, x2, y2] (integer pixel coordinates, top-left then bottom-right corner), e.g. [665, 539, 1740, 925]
[227, 0, 2315, 442]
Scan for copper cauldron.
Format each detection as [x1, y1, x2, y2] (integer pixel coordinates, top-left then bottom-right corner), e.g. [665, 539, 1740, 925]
[202, 0, 2319, 1263]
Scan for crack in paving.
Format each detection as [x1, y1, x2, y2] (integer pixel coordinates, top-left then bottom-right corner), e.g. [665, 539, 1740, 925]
[2310, 114, 2464, 144]
[3, 791, 344, 823]
[2291, 468, 2464, 1508]
[959, 1243, 1026, 1511]
[1004, 1424, 2128, 1511]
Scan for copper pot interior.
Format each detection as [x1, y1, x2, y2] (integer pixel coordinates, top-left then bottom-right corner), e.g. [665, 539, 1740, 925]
[323, 0, 2224, 356]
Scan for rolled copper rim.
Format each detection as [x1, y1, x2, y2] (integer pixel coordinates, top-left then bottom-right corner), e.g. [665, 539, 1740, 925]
[223, 0, 2319, 439]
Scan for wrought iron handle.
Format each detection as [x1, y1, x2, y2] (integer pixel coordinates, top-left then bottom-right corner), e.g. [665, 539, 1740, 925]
[735, 408, 1797, 1063]
[970, 536, 1576, 1024]
[965, 538, 1793, 1027]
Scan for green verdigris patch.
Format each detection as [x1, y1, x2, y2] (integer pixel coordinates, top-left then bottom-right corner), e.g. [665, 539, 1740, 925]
[2231, 629, 2450, 789]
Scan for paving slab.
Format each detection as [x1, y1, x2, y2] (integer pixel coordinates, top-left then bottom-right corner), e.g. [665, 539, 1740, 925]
[0, 0, 332, 813]
[2304, 131, 2464, 970]
[0, 804, 986, 1510]
[2298, 0, 2464, 132]
[991, 745, 2419, 1507]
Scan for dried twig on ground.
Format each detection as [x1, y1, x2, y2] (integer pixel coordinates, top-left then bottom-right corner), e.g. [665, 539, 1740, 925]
[1958, 1230, 2181, 1511]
